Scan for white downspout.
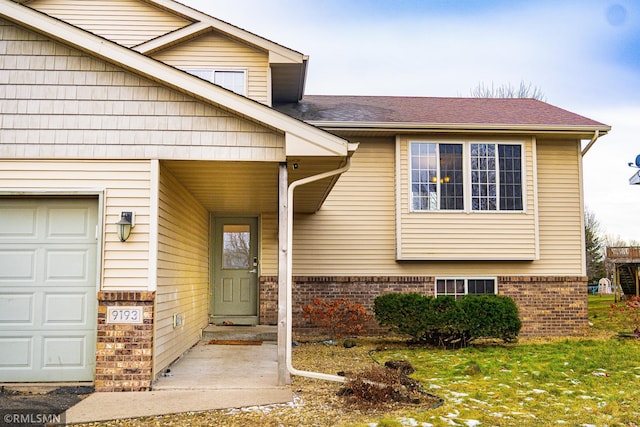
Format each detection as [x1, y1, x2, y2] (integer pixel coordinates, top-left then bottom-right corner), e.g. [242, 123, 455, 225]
[581, 130, 600, 156]
[285, 158, 351, 383]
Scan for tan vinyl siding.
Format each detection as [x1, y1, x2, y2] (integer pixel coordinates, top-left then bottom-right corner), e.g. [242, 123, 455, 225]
[292, 138, 397, 275]
[0, 159, 152, 290]
[397, 137, 537, 260]
[534, 139, 584, 275]
[0, 18, 284, 161]
[152, 31, 270, 104]
[291, 138, 583, 277]
[260, 212, 279, 276]
[155, 165, 209, 375]
[25, 0, 191, 47]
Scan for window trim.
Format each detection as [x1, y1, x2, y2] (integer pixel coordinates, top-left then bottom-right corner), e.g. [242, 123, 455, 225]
[408, 140, 526, 213]
[180, 67, 248, 96]
[434, 277, 498, 299]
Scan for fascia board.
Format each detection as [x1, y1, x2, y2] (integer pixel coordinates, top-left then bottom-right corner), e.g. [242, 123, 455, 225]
[146, 0, 305, 64]
[133, 21, 210, 54]
[308, 121, 611, 136]
[0, 0, 347, 156]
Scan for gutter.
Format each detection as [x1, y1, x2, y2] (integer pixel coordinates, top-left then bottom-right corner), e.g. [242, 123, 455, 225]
[581, 130, 601, 156]
[285, 158, 352, 383]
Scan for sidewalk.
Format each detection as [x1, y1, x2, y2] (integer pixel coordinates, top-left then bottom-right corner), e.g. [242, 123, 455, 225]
[65, 342, 292, 424]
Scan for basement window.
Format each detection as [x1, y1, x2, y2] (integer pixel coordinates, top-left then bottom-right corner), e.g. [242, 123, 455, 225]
[435, 278, 497, 300]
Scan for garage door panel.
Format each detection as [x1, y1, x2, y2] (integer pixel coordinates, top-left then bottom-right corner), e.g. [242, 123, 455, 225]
[43, 336, 86, 368]
[0, 336, 33, 368]
[0, 249, 37, 282]
[46, 249, 91, 282]
[44, 293, 87, 325]
[47, 208, 93, 240]
[0, 207, 37, 238]
[0, 293, 34, 324]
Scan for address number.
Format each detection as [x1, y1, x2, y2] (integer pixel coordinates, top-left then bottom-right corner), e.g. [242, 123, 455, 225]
[106, 306, 143, 324]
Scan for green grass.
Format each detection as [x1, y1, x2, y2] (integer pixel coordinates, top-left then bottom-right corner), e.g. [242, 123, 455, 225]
[357, 296, 640, 426]
[589, 294, 637, 333]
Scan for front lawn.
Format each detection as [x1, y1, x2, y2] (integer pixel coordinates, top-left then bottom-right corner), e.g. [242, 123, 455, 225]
[97, 296, 640, 426]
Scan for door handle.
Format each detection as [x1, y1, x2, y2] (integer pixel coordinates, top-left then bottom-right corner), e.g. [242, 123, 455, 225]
[249, 269, 257, 273]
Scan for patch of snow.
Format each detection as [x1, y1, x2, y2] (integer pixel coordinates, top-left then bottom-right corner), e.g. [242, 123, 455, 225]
[429, 384, 441, 389]
[449, 391, 468, 398]
[464, 420, 481, 426]
[531, 389, 547, 394]
[397, 417, 419, 426]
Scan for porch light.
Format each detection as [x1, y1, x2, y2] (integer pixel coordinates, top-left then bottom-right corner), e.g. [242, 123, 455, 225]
[116, 211, 134, 242]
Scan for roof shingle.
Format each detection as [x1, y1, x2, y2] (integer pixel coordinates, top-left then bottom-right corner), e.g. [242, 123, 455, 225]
[275, 95, 609, 129]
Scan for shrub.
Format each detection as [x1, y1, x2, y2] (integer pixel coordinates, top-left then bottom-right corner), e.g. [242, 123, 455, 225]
[374, 293, 521, 348]
[301, 297, 372, 339]
[459, 294, 522, 342]
[609, 295, 640, 335]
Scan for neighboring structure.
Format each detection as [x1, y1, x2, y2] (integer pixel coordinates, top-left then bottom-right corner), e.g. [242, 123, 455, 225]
[0, 0, 610, 391]
[605, 247, 640, 298]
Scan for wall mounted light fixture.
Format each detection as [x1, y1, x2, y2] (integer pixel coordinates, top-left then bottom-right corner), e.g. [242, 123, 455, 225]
[116, 211, 135, 242]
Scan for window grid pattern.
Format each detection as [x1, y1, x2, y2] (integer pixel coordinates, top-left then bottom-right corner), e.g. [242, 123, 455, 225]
[436, 278, 497, 300]
[411, 143, 464, 211]
[470, 143, 497, 210]
[439, 144, 464, 210]
[410, 141, 523, 212]
[498, 145, 523, 210]
[411, 143, 438, 210]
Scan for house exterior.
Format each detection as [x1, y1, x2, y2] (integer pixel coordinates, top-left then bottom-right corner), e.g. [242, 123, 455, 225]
[0, 0, 609, 391]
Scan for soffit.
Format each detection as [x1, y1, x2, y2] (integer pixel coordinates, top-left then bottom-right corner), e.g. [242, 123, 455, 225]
[163, 158, 347, 214]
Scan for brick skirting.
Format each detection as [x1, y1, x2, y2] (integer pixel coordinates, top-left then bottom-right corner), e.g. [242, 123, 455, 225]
[260, 275, 588, 338]
[498, 276, 588, 337]
[95, 291, 154, 392]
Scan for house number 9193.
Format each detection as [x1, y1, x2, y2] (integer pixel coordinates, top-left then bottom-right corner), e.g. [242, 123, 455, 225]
[106, 306, 143, 324]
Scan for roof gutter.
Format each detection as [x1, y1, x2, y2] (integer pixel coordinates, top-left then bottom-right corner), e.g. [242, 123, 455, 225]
[308, 120, 610, 135]
[285, 158, 352, 383]
[581, 130, 601, 156]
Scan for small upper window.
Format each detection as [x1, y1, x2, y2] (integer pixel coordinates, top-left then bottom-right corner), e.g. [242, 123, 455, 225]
[182, 69, 247, 96]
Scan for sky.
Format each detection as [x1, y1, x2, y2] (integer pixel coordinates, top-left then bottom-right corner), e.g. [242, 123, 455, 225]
[183, 0, 640, 243]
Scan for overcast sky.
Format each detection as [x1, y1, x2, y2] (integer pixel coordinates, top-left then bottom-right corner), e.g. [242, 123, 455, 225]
[184, 0, 640, 243]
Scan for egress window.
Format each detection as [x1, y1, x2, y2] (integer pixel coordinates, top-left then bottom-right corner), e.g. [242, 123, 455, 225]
[435, 278, 497, 300]
[182, 69, 247, 96]
[410, 141, 523, 212]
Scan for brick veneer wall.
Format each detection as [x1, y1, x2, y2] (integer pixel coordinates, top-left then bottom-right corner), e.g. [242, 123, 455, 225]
[498, 276, 588, 337]
[260, 275, 588, 338]
[95, 291, 154, 392]
[259, 276, 434, 335]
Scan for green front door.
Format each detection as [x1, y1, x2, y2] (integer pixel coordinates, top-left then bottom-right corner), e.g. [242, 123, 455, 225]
[211, 217, 259, 325]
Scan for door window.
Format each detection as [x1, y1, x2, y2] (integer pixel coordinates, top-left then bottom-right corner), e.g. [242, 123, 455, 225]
[222, 224, 251, 269]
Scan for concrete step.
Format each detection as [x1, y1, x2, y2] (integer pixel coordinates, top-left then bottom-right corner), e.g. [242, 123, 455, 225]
[202, 325, 277, 342]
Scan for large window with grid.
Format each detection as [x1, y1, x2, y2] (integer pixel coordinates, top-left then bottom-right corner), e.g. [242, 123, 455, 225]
[435, 278, 497, 300]
[410, 141, 523, 212]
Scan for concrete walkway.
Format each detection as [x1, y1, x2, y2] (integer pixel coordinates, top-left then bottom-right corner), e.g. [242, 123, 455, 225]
[65, 341, 292, 424]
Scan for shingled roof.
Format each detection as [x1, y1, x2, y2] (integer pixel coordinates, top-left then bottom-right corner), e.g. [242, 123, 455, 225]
[275, 95, 610, 134]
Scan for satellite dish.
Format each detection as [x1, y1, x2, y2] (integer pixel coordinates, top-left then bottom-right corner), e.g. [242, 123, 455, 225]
[636, 154, 640, 168]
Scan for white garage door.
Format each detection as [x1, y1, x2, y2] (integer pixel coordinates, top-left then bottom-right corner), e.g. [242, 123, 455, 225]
[0, 198, 98, 382]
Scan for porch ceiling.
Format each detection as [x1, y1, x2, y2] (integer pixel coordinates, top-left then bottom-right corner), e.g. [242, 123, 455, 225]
[162, 158, 347, 214]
